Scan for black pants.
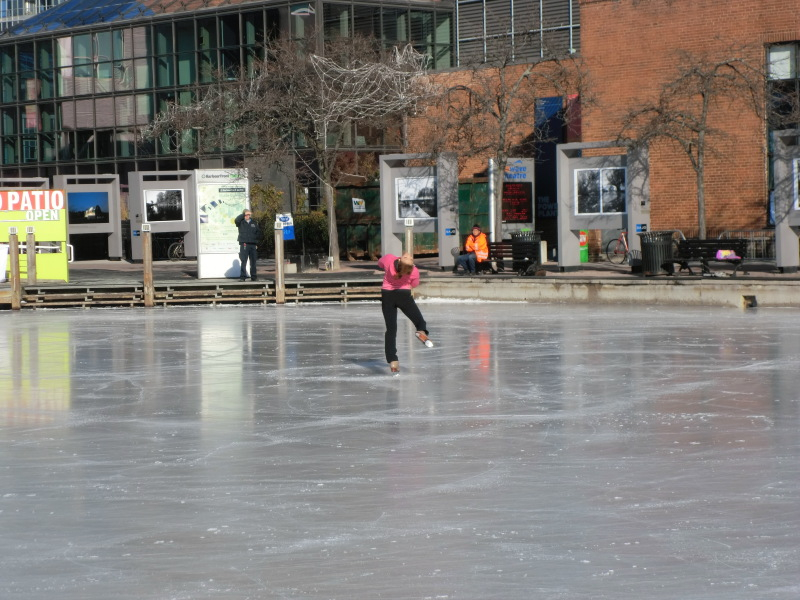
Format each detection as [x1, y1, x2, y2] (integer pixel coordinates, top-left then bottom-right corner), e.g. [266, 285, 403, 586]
[239, 243, 258, 279]
[381, 289, 428, 363]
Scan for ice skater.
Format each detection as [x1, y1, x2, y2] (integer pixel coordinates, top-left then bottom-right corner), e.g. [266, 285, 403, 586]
[377, 252, 434, 374]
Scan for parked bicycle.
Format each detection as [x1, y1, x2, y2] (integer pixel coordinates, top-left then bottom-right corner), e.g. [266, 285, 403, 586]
[167, 238, 185, 261]
[606, 231, 629, 264]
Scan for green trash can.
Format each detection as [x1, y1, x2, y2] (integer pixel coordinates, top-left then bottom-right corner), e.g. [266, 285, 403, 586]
[638, 231, 675, 276]
[579, 230, 589, 263]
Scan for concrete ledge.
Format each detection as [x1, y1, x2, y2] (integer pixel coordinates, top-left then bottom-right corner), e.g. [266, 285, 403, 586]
[416, 276, 800, 308]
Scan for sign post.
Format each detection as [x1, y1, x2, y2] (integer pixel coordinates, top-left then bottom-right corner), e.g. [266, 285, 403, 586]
[25, 227, 36, 284]
[404, 218, 414, 254]
[141, 224, 154, 307]
[273, 221, 285, 304]
[8, 227, 20, 310]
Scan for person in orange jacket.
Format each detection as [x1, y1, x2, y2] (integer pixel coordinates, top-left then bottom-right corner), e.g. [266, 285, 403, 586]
[454, 224, 489, 275]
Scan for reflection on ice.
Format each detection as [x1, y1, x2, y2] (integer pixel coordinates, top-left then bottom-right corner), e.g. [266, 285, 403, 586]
[1, 303, 798, 599]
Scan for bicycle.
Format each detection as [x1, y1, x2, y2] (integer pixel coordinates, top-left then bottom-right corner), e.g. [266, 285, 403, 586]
[606, 231, 629, 264]
[167, 238, 185, 261]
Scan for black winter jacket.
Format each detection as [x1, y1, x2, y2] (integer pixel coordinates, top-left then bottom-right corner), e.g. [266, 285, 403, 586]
[235, 213, 261, 244]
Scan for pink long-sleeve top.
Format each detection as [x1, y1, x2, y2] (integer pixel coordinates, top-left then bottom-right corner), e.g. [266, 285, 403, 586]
[378, 254, 420, 290]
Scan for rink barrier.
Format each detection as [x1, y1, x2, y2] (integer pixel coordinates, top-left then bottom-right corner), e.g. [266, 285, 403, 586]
[1, 276, 385, 309]
[5, 271, 800, 309]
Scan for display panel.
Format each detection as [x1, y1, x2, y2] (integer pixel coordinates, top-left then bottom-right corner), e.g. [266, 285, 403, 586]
[395, 176, 437, 220]
[144, 189, 184, 222]
[68, 191, 110, 224]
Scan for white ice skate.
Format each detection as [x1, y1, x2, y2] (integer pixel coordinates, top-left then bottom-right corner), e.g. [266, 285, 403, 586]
[416, 331, 434, 348]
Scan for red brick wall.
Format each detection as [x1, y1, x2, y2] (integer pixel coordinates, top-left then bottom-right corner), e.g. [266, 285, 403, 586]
[580, 0, 800, 232]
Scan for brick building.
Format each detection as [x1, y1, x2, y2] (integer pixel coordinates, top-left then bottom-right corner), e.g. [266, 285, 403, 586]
[577, 0, 799, 235]
[414, 0, 798, 240]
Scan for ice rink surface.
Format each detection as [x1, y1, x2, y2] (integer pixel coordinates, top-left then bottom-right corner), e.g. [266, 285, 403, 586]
[1, 301, 799, 600]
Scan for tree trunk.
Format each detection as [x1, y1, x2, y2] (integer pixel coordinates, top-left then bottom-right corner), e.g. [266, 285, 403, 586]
[324, 183, 341, 270]
[697, 130, 706, 240]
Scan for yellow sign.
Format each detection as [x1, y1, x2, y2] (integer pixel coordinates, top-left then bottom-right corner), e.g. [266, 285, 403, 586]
[0, 189, 69, 282]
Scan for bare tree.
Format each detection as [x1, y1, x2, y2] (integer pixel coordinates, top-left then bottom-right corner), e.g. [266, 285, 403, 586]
[417, 35, 589, 240]
[617, 49, 765, 239]
[142, 34, 430, 270]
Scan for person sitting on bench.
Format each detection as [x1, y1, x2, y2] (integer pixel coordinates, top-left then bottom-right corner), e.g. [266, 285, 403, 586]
[454, 224, 489, 275]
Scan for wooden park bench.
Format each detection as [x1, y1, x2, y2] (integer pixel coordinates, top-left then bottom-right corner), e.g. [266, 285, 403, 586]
[475, 239, 542, 276]
[673, 238, 748, 277]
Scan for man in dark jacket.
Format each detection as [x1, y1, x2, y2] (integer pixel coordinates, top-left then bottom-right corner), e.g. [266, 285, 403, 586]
[234, 209, 261, 281]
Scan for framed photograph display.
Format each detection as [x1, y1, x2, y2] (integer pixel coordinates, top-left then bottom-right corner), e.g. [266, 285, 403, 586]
[67, 191, 110, 225]
[575, 167, 626, 215]
[144, 189, 184, 222]
[794, 158, 800, 210]
[395, 176, 437, 220]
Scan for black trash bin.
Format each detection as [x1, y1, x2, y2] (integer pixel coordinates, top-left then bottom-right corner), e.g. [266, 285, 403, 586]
[510, 231, 542, 276]
[638, 231, 675, 276]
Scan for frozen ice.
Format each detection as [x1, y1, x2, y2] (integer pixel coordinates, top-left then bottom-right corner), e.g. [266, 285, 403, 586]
[1, 302, 799, 599]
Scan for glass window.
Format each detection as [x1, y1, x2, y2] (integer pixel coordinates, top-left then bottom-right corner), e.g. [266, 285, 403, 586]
[115, 129, 136, 157]
[22, 136, 38, 163]
[57, 66, 74, 97]
[96, 62, 114, 92]
[220, 14, 240, 47]
[95, 96, 114, 128]
[76, 130, 94, 159]
[73, 34, 91, 66]
[56, 37, 72, 68]
[290, 3, 315, 40]
[156, 54, 174, 88]
[134, 57, 151, 89]
[115, 95, 135, 126]
[19, 70, 39, 101]
[21, 105, 39, 133]
[37, 41, 53, 70]
[18, 43, 34, 71]
[2, 73, 15, 103]
[114, 60, 133, 91]
[353, 5, 379, 37]
[41, 133, 57, 162]
[135, 93, 152, 125]
[40, 103, 59, 132]
[60, 100, 75, 129]
[176, 52, 195, 86]
[112, 29, 124, 60]
[38, 69, 55, 99]
[221, 48, 240, 79]
[131, 27, 149, 58]
[0, 46, 14, 75]
[769, 45, 796, 80]
[2, 107, 17, 134]
[58, 132, 74, 160]
[3, 137, 18, 164]
[75, 98, 94, 128]
[199, 51, 217, 83]
[243, 11, 265, 46]
[96, 129, 114, 158]
[435, 12, 452, 45]
[265, 7, 285, 38]
[198, 18, 217, 50]
[409, 11, 433, 44]
[95, 31, 113, 62]
[383, 9, 408, 43]
[324, 4, 350, 39]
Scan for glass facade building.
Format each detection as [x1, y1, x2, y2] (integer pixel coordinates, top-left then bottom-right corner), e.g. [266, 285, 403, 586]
[0, 0, 455, 186]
